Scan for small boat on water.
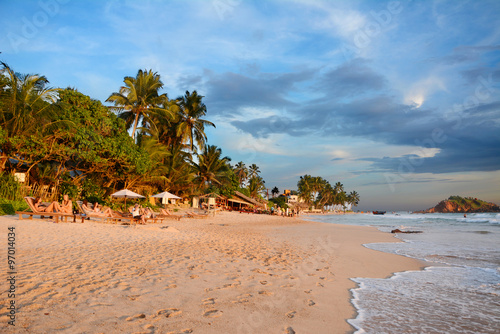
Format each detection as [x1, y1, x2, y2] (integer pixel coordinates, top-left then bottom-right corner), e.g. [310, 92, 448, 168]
[373, 211, 386, 215]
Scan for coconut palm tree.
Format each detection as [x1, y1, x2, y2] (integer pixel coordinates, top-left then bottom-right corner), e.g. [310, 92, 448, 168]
[233, 161, 248, 186]
[0, 62, 61, 172]
[106, 69, 170, 139]
[192, 145, 231, 190]
[348, 190, 360, 209]
[271, 186, 279, 198]
[174, 90, 215, 152]
[0, 62, 60, 137]
[248, 175, 266, 198]
[248, 163, 261, 179]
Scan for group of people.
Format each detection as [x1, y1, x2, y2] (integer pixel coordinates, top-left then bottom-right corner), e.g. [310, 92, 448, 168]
[34, 195, 167, 225]
[271, 206, 299, 217]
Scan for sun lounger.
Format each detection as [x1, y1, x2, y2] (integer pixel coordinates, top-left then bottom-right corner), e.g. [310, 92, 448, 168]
[16, 197, 83, 223]
[76, 201, 137, 224]
[185, 211, 209, 219]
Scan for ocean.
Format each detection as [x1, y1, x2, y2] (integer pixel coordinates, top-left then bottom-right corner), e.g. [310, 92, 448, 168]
[307, 212, 500, 334]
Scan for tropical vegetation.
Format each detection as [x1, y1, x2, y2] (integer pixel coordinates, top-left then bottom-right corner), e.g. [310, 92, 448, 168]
[0, 62, 358, 211]
[0, 63, 265, 203]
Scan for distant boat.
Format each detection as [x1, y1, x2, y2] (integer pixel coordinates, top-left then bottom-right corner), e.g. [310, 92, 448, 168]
[373, 211, 386, 215]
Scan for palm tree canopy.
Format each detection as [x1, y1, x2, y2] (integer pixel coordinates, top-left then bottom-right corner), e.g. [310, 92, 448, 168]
[174, 90, 215, 152]
[106, 69, 168, 139]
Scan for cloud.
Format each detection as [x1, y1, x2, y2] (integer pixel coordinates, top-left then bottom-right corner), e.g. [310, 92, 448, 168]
[203, 69, 315, 115]
[316, 58, 386, 98]
[430, 45, 500, 65]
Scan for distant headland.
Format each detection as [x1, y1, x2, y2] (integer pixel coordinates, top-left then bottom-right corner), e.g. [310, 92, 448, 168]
[416, 196, 500, 213]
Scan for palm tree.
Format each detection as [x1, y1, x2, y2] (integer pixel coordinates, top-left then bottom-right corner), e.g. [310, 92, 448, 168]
[192, 145, 231, 190]
[271, 186, 279, 198]
[233, 161, 248, 186]
[0, 62, 61, 172]
[248, 163, 261, 179]
[106, 69, 169, 139]
[348, 191, 360, 209]
[174, 90, 215, 152]
[0, 62, 60, 137]
[248, 175, 266, 198]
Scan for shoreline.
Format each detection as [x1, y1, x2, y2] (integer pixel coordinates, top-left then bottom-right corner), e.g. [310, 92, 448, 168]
[0, 212, 423, 333]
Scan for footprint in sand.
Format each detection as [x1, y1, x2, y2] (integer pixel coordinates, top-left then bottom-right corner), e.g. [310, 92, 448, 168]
[286, 311, 296, 318]
[157, 308, 182, 318]
[126, 313, 146, 321]
[203, 309, 223, 318]
[316, 282, 324, 287]
[260, 280, 268, 285]
[202, 298, 216, 305]
[167, 329, 193, 334]
[307, 300, 316, 306]
[258, 290, 274, 296]
[283, 327, 296, 334]
[281, 283, 294, 288]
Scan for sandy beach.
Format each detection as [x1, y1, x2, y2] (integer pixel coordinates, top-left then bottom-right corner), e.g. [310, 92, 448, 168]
[0, 212, 423, 334]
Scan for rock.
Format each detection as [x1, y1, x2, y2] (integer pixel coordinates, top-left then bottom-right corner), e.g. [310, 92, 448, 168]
[391, 229, 423, 234]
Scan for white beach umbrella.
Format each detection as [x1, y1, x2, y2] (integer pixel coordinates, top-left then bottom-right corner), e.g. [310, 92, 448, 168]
[151, 191, 181, 206]
[111, 189, 145, 207]
[151, 191, 181, 200]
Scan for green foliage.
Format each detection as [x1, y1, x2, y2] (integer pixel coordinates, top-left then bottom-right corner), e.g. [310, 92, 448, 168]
[0, 173, 22, 201]
[0, 198, 28, 215]
[268, 196, 289, 209]
[80, 177, 106, 203]
[58, 174, 79, 200]
[448, 195, 489, 209]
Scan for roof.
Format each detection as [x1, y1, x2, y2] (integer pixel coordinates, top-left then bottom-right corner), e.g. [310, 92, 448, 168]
[227, 197, 253, 206]
[234, 191, 266, 208]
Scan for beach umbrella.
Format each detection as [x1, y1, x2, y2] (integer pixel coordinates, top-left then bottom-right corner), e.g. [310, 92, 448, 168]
[151, 191, 181, 206]
[111, 189, 145, 208]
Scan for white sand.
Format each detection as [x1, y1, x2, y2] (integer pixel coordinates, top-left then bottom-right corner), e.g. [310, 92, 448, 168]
[0, 212, 422, 334]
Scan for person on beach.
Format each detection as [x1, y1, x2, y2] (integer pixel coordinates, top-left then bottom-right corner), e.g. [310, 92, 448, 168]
[55, 194, 73, 214]
[33, 197, 58, 213]
[132, 204, 146, 224]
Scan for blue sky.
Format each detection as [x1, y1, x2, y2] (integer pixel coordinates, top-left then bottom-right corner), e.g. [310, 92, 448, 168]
[1, 0, 499, 211]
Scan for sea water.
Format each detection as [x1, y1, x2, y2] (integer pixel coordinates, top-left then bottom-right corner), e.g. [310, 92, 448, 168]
[307, 212, 500, 334]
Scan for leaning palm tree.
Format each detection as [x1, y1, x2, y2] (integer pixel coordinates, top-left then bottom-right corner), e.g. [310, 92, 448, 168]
[106, 69, 169, 139]
[174, 90, 215, 152]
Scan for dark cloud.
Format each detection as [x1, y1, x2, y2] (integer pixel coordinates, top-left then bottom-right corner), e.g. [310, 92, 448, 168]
[316, 58, 386, 98]
[203, 69, 315, 115]
[429, 45, 500, 65]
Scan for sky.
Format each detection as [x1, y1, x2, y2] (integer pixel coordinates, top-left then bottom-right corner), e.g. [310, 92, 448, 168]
[1, 0, 499, 211]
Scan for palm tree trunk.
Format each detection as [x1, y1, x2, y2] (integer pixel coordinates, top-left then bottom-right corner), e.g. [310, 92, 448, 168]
[131, 111, 140, 139]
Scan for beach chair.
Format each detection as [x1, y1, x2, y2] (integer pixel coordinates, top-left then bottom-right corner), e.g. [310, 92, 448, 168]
[185, 211, 209, 219]
[16, 197, 83, 223]
[155, 209, 183, 221]
[76, 201, 136, 224]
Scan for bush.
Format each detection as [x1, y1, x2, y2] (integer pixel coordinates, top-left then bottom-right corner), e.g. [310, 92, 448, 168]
[0, 173, 22, 201]
[0, 198, 28, 215]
